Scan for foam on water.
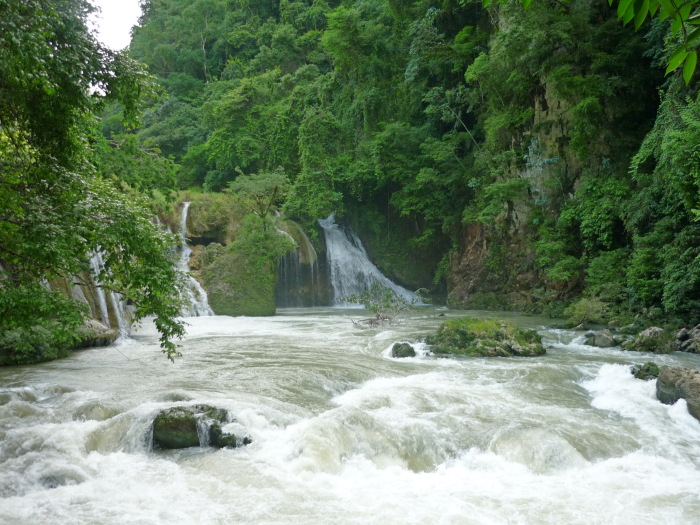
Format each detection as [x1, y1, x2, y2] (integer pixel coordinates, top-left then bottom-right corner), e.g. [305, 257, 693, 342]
[1, 314, 700, 524]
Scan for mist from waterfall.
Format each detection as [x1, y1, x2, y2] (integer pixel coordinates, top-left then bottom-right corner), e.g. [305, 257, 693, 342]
[318, 214, 417, 306]
[178, 202, 215, 317]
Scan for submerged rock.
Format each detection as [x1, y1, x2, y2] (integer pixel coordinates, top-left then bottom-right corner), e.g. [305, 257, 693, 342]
[585, 329, 616, 348]
[621, 327, 674, 353]
[631, 362, 659, 381]
[426, 317, 546, 358]
[391, 343, 416, 358]
[656, 366, 700, 421]
[152, 405, 251, 450]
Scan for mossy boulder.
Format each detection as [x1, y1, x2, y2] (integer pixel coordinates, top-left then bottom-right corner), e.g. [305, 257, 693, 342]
[152, 405, 251, 450]
[621, 327, 675, 353]
[75, 319, 118, 349]
[426, 317, 546, 357]
[631, 362, 660, 381]
[391, 343, 416, 358]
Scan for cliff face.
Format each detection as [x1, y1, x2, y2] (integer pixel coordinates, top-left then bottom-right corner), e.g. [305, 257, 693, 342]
[448, 80, 577, 310]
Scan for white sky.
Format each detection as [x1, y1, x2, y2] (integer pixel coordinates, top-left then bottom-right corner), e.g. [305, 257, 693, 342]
[90, 0, 142, 50]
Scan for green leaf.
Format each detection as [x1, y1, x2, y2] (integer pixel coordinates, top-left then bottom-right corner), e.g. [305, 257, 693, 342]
[683, 50, 697, 84]
[649, 0, 659, 17]
[666, 45, 690, 75]
[679, 2, 693, 19]
[659, 6, 671, 20]
[618, 0, 634, 19]
[483, 0, 491, 7]
[609, 0, 614, 6]
[672, 16, 683, 36]
[523, 0, 532, 9]
[657, 0, 677, 16]
[634, 0, 650, 30]
[623, 3, 635, 24]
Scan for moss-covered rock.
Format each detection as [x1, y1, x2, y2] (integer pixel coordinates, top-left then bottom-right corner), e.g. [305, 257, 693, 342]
[75, 319, 118, 348]
[201, 247, 277, 317]
[631, 362, 660, 381]
[391, 343, 416, 358]
[426, 317, 546, 357]
[152, 405, 250, 449]
[621, 327, 675, 353]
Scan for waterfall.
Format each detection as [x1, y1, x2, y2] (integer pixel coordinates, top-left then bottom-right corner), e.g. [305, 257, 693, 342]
[275, 221, 320, 307]
[88, 253, 112, 328]
[88, 252, 130, 337]
[318, 214, 417, 306]
[178, 203, 214, 317]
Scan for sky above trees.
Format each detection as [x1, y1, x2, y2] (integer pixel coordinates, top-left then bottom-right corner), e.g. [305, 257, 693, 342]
[90, 0, 141, 49]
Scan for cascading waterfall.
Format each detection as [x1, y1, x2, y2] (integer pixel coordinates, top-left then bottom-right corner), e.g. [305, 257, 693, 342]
[318, 214, 417, 306]
[88, 254, 111, 327]
[178, 202, 214, 317]
[275, 222, 320, 307]
[88, 252, 130, 337]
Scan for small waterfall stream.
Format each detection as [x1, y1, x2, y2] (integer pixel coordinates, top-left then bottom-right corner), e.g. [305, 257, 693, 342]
[178, 203, 214, 317]
[318, 214, 417, 306]
[88, 252, 130, 337]
[276, 221, 320, 307]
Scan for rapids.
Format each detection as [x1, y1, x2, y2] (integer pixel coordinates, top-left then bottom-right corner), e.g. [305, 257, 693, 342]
[1, 309, 699, 524]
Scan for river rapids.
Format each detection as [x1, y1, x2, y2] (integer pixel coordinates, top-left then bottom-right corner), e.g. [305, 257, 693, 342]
[1, 309, 699, 524]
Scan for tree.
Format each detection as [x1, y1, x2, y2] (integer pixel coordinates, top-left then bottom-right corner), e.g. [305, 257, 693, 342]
[0, 0, 185, 360]
[227, 167, 290, 235]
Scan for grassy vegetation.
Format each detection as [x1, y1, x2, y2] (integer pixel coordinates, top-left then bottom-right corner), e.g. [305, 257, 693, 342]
[426, 317, 546, 357]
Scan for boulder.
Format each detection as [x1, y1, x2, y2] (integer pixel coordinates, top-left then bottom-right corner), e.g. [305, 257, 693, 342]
[75, 319, 118, 348]
[586, 329, 616, 348]
[656, 366, 700, 421]
[152, 405, 251, 450]
[622, 327, 674, 353]
[631, 362, 659, 381]
[391, 343, 416, 358]
[676, 328, 689, 342]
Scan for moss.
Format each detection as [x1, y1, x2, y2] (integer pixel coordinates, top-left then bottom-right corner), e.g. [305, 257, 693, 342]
[631, 362, 660, 381]
[391, 343, 416, 358]
[426, 317, 546, 358]
[201, 248, 277, 317]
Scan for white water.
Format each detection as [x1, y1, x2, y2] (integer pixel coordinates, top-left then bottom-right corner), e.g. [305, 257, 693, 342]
[319, 214, 417, 306]
[178, 202, 214, 317]
[1, 310, 699, 524]
[87, 253, 129, 337]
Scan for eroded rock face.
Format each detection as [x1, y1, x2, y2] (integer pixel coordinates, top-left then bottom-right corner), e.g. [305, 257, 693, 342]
[586, 329, 616, 348]
[152, 405, 251, 450]
[391, 343, 416, 358]
[656, 366, 700, 421]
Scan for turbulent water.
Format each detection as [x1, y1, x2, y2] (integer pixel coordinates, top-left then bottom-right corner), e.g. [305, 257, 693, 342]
[319, 214, 417, 305]
[1, 309, 700, 524]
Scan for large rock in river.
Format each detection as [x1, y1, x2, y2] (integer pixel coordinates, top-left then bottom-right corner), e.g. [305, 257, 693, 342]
[391, 343, 416, 358]
[426, 317, 546, 357]
[152, 405, 251, 449]
[656, 366, 700, 422]
[621, 327, 674, 353]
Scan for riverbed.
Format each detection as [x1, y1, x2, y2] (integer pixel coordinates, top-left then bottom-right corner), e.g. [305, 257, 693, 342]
[1, 309, 699, 524]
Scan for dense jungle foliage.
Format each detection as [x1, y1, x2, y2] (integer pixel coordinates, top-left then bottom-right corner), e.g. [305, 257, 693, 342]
[0, 0, 185, 361]
[102, 0, 700, 322]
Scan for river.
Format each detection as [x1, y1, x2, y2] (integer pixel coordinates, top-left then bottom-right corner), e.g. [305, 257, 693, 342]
[1, 309, 699, 524]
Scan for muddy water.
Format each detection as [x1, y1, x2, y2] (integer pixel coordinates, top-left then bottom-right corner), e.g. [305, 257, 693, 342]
[1, 309, 699, 524]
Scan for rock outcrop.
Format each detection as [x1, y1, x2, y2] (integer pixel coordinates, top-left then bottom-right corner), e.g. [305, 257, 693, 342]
[621, 327, 674, 353]
[675, 325, 700, 354]
[152, 405, 251, 450]
[75, 319, 118, 348]
[391, 343, 416, 358]
[585, 329, 617, 348]
[656, 366, 700, 421]
[427, 317, 546, 357]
